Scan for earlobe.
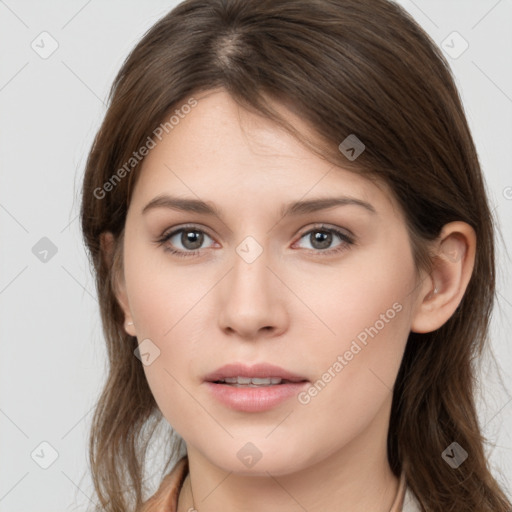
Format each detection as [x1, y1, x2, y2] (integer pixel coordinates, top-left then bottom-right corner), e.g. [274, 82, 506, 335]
[117, 282, 136, 337]
[100, 231, 136, 337]
[411, 222, 476, 334]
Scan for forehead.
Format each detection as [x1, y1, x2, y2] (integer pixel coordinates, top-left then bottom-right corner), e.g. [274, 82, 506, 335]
[130, 89, 401, 220]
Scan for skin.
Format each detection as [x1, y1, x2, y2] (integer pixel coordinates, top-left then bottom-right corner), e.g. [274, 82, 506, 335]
[106, 88, 476, 512]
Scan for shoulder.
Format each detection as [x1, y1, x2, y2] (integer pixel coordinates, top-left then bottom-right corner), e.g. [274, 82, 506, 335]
[139, 456, 189, 512]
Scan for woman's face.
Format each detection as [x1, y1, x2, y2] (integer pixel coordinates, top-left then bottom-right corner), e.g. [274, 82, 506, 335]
[118, 88, 426, 475]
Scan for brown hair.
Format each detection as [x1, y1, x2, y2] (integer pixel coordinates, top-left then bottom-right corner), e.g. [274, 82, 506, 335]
[80, 0, 511, 510]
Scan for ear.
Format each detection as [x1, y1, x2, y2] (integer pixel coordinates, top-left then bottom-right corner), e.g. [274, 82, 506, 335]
[411, 221, 476, 333]
[100, 231, 136, 337]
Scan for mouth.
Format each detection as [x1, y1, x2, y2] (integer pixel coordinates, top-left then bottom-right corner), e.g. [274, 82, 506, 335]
[203, 363, 309, 412]
[211, 376, 305, 387]
[204, 363, 309, 386]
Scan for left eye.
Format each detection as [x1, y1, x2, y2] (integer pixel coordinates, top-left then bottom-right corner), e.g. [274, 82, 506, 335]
[294, 227, 352, 252]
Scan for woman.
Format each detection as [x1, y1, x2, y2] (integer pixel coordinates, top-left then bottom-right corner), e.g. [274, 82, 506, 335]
[80, 0, 511, 511]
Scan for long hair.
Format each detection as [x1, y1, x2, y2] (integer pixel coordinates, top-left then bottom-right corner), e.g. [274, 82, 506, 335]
[80, 1, 511, 510]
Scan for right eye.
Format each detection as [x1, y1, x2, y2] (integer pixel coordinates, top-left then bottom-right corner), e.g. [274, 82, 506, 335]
[156, 225, 217, 257]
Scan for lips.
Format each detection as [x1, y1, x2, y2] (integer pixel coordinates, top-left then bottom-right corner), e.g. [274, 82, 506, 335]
[203, 363, 308, 385]
[203, 363, 309, 412]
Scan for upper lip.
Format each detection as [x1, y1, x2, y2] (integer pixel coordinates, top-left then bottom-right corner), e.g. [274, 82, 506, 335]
[204, 363, 308, 383]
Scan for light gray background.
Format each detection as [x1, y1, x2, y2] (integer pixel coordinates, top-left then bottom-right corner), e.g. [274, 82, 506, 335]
[0, 1, 511, 510]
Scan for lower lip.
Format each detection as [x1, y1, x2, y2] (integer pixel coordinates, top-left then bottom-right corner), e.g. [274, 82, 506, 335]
[205, 381, 309, 412]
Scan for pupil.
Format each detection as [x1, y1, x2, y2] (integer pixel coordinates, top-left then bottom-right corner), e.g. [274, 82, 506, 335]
[312, 231, 331, 249]
[182, 230, 203, 250]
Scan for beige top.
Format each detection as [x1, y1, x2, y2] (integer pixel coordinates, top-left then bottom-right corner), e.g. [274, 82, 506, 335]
[140, 457, 421, 512]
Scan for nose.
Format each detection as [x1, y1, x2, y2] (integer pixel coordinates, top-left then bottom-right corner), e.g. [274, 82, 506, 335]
[217, 243, 289, 340]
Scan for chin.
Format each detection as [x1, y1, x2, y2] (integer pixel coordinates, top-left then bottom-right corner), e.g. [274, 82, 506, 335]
[199, 437, 320, 477]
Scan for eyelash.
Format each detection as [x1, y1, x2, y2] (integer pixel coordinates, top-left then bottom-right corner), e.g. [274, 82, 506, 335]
[155, 223, 355, 258]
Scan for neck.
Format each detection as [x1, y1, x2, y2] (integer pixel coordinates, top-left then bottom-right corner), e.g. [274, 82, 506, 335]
[178, 395, 399, 512]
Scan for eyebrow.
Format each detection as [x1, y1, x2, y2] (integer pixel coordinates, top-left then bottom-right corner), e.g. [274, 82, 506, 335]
[141, 194, 377, 218]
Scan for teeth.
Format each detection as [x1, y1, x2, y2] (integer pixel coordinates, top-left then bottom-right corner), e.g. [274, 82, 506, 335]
[220, 376, 283, 386]
[252, 377, 282, 385]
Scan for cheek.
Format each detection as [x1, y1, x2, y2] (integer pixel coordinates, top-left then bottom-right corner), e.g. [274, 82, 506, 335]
[302, 235, 416, 350]
[124, 236, 213, 339]
[123, 243, 220, 432]
[293, 239, 416, 431]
